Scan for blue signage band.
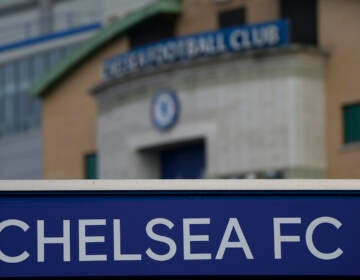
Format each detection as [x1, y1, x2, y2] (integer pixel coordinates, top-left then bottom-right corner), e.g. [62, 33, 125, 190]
[0, 190, 359, 277]
[103, 19, 289, 81]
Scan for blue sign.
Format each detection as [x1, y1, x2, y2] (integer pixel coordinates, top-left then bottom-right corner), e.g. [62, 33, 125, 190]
[1, 191, 360, 277]
[103, 19, 289, 81]
[151, 89, 180, 131]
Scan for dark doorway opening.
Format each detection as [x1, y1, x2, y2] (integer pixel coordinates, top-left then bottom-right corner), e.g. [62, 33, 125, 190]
[160, 140, 205, 179]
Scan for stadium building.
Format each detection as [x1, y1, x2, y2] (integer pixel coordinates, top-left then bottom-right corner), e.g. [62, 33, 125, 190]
[30, 0, 360, 179]
[0, 0, 152, 178]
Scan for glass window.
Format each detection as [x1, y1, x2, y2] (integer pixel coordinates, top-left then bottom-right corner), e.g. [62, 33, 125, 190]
[129, 15, 176, 48]
[0, 73, 4, 135]
[33, 53, 46, 81]
[19, 58, 30, 92]
[218, 7, 246, 28]
[4, 62, 16, 95]
[280, 0, 318, 45]
[0, 66, 4, 96]
[0, 56, 43, 135]
[13, 91, 21, 131]
[49, 48, 62, 68]
[85, 153, 98, 179]
[64, 45, 74, 56]
[344, 103, 360, 144]
[4, 94, 14, 132]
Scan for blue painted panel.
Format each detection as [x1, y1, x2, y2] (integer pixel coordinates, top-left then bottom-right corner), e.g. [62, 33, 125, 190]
[103, 19, 290, 80]
[161, 143, 205, 179]
[1, 191, 360, 277]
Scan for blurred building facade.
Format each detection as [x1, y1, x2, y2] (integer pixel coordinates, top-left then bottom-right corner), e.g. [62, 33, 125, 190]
[30, 0, 360, 179]
[0, 0, 154, 178]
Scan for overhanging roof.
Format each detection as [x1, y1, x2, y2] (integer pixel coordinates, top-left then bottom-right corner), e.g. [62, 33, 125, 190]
[30, 0, 182, 98]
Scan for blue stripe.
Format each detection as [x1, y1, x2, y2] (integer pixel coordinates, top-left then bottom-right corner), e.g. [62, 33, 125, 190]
[0, 22, 102, 53]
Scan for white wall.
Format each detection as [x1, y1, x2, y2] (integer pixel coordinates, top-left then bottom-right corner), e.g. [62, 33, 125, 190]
[95, 50, 326, 179]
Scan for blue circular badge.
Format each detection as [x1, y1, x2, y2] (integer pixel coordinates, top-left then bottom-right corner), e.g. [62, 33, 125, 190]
[151, 89, 180, 131]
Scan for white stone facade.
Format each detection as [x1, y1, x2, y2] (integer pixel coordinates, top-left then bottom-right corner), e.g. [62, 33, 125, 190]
[94, 49, 326, 179]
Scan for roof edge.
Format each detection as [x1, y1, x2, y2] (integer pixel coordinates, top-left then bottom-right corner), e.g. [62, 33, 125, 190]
[30, 0, 182, 98]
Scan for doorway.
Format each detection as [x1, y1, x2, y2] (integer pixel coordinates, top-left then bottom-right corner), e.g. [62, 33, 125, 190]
[160, 141, 205, 179]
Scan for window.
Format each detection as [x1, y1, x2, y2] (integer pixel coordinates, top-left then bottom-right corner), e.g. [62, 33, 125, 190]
[343, 103, 360, 144]
[218, 7, 246, 28]
[0, 68, 4, 135]
[19, 59, 30, 92]
[280, 0, 318, 45]
[85, 153, 98, 179]
[4, 62, 16, 95]
[49, 48, 62, 68]
[33, 53, 46, 80]
[0, 66, 4, 96]
[128, 14, 176, 48]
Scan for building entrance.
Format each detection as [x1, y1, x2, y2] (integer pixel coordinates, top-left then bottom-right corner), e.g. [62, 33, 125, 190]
[160, 141, 205, 179]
